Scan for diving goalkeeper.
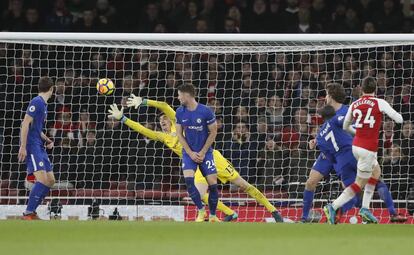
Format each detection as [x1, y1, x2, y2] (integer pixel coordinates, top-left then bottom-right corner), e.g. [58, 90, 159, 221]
[107, 95, 283, 222]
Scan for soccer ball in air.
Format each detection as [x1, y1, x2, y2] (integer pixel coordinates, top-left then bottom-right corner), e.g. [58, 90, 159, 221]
[97, 78, 115, 95]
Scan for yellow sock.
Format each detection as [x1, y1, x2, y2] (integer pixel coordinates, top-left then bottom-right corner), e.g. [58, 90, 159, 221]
[245, 184, 276, 213]
[202, 193, 234, 216]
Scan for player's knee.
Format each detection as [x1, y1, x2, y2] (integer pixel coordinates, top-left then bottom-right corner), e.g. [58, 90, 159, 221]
[305, 179, 317, 191]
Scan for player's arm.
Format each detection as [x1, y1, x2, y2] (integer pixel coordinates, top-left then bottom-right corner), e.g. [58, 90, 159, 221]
[175, 123, 200, 163]
[126, 95, 176, 121]
[343, 104, 356, 135]
[108, 104, 167, 142]
[147, 100, 176, 122]
[41, 132, 54, 149]
[198, 122, 217, 159]
[197, 109, 217, 160]
[378, 99, 403, 124]
[18, 114, 33, 162]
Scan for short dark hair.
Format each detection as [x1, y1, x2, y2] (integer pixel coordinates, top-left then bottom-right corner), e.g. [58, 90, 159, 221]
[318, 105, 336, 121]
[362, 77, 376, 94]
[38, 77, 54, 93]
[177, 84, 196, 97]
[326, 83, 346, 104]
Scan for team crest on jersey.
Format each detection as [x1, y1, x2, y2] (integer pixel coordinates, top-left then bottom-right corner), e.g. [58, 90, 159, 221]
[196, 118, 201, 123]
[29, 106, 36, 112]
[338, 116, 344, 121]
[39, 161, 44, 167]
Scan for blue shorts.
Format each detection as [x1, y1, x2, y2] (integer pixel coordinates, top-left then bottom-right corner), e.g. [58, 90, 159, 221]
[313, 151, 357, 187]
[334, 150, 357, 187]
[26, 144, 52, 174]
[312, 153, 333, 177]
[182, 151, 217, 177]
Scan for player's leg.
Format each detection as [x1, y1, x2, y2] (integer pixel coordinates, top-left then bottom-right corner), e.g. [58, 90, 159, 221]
[201, 153, 220, 222]
[182, 154, 205, 221]
[194, 170, 236, 219]
[302, 155, 331, 222]
[302, 169, 324, 222]
[230, 176, 283, 222]
[375, 179, 407, 222]
[23, 151, 54, 220]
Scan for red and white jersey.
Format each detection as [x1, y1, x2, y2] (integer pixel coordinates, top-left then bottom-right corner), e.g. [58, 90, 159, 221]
[343, 95, 403, 152]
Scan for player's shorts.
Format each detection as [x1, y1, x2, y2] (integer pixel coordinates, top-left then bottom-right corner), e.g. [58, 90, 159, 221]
[311, 153, 333, 177]
[352, 145, 378, 179]
[336, 162, 357, 187]
[194, 150, 240, 185]
[182, 150, 217, 177]
[26, 144, 52, 174]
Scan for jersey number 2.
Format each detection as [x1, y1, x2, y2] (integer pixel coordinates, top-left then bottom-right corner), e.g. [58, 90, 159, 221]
[353, 108, 375, 128]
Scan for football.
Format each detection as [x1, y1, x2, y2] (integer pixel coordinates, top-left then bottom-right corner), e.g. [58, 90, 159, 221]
[96, 78, 115, 95]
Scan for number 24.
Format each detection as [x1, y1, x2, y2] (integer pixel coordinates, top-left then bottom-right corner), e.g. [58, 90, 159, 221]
[353, 108, 375, 128]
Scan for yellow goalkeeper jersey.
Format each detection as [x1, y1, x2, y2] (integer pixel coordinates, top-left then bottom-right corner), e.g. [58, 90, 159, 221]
[123, 100, 239, 184]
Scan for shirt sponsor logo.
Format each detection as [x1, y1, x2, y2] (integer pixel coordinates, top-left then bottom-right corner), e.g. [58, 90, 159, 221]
[187, 126, 203, 131]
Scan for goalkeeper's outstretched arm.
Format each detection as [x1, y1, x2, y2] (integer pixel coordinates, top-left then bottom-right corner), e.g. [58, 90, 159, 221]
[107, 104, 167, 142]
[127, 94, 176, 122]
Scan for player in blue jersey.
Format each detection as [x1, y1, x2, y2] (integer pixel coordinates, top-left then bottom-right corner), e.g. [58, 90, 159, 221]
[175, 84, 220, 222]
[301, 83, 405, 223]
[18, 77, 55, 220]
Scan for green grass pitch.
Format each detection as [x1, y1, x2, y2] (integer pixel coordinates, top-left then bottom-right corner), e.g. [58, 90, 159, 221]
[0, 221, 412, 255]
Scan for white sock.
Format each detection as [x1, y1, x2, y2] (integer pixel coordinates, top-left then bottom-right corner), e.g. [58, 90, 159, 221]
[362, 181, 377, 209]
[332, 186, 359, 210]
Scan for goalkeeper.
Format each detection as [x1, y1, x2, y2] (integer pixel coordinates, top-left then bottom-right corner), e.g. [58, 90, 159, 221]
[108, 95, 283, 222]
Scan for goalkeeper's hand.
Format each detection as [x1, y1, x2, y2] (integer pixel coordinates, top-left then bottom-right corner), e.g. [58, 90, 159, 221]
[127, 94, 144, 109]
[108, 104, 124, 120]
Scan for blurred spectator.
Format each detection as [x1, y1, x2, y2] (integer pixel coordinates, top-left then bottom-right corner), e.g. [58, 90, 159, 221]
[46, 0, 73, 32]
[138, 2, 160, 32]
[398, 121, 414, 158]
[1, 0, 24, 31]
[223, 122, 259, 181]
[244, 0, 272, 33]
[74, 9, 107, 32]
[257, 138, 285, 189]
[373, 0, 404, 32]
[266, 95, 283, 127]
[22, 8, 42, 32]
[382, 144, 410, 199]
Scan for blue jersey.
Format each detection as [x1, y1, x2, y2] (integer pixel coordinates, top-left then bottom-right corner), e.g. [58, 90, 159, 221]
[25, 96, 47, 146]
[316, 105, 354, 168]
[176, 103, 216, 153]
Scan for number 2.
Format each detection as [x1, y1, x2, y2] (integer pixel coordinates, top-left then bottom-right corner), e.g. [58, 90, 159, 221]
[325, 131, 339, 152]
[206, 160, 215, 169]
[353, 108, 375, 128]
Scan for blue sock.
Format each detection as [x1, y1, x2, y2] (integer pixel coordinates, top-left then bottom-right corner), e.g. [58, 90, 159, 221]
[25, 182, 50, 214]
[377, 181, 396, 215]
[184, 177, 204, 210]
[302, 189, 314, 221]
[342, 196, 360, 213]
[208, 184, 219, 216]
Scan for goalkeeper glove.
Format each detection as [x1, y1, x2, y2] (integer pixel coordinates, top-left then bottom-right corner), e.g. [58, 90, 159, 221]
[108, 104, 125, 121]
[127, 94, 147, 109]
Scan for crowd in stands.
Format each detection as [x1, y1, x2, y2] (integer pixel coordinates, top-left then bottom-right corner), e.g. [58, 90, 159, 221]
[1, 0, 414, 33]
[0, 0, 413, 201]
[1, 42, 413, 200]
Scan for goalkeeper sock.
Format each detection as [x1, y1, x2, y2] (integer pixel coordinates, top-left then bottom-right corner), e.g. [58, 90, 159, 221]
[376, 181, 396, 215]
[362, 177, 378, 209]
[302, 189, 314, 221]
[332, 183, 361, 211]
[208, 184, 219, 216]
[184, 177, 204, 210]
[25, 182, 50, 214]
[245, 184, 276, 213]
[202, 194, 235, 216]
